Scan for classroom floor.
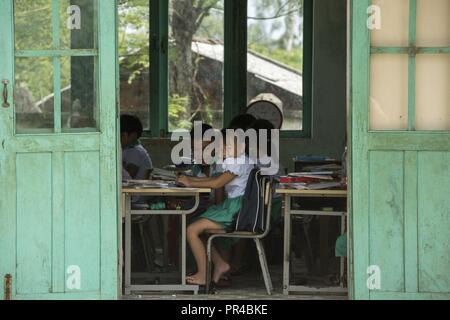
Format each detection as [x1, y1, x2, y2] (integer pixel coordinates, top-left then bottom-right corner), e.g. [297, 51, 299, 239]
[122, 263, 348, 300]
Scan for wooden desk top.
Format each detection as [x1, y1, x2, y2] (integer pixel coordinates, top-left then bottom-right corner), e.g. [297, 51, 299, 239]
[275, 188, 347, 197]
[122, 187, 211, 194]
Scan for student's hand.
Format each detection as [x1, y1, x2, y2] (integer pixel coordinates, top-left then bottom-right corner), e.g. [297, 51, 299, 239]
[177, 175, 191, 187]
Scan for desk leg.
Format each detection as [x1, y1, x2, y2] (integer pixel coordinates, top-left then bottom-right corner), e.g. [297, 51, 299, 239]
[283, 195, 291, 295]
[124, 195, 131, 295]
[340, 213, 346, 287]
[181, 213, 187, 286]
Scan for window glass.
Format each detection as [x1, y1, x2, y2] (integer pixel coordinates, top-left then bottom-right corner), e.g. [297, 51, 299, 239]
[168, 0, 225, 131]
[118, 0, 150, 130]
[15, 57, 54, 132]
[247, 0, 304, 131]
[370, 54, 409, 130]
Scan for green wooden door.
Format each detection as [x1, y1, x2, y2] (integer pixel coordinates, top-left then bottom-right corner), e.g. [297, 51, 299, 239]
[0, 0, 119, 299]
[351, 0, 450, 300]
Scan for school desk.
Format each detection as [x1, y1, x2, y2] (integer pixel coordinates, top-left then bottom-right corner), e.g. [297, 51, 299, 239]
[276, 188, 348, 295]
[122, 186, 211, 295]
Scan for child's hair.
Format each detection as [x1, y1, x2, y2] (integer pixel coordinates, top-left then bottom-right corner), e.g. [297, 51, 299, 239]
[222, 127, 250, 158]
[252, 119, 274, 156]
[120, 114, 144, 138]
[252, 119, 274, 131]
[228, 114, 256, 130]
[190, 123, 213, 141]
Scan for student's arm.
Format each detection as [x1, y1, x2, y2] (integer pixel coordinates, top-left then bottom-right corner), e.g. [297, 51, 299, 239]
[177, 172, 236, 189]
[125, 164, 139, 179]
[215, 187, 225, 205]
[186, 176, 215, 182]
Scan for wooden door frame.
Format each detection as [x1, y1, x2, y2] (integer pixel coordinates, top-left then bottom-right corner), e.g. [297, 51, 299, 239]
[0, 0, 119, 300]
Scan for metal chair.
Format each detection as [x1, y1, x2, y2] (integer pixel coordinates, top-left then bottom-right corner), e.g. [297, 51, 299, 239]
[205, 176, 274, 295]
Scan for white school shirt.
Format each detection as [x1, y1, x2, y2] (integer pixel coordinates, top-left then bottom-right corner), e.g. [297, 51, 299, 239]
[220, 155, 254, 199]
[122, 144, 153, 180]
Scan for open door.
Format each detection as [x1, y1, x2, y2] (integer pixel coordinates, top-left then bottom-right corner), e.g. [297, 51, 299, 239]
[350, 0, 450, 299]
[0, 0, 119, 299]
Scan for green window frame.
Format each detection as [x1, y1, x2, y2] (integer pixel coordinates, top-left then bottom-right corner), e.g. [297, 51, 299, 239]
[370, 0, 450, 132]
[143, 0, 313, 138]
[14, 0, 99, 134]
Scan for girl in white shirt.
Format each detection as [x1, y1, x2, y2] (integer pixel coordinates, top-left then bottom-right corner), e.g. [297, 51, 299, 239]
[177, 131, 253, 286]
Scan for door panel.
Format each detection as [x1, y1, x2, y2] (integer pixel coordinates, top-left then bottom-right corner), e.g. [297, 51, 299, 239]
[16, 153, 53, 295]
[0, 0, 118, 299]
[65, 152, 101, 293]
[368, 151, 405, 292]
[351, 0, 450, 299]
[418, 152, 450, 293]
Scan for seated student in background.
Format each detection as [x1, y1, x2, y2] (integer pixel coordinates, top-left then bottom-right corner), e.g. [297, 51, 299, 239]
[167, 123, 223, 213]
[121, 114, 153, 180]
[176, 129, 253, 286]
[228, 113, 256, 130]
[189, 123, 221, 180]
[167, 123, 223, 266]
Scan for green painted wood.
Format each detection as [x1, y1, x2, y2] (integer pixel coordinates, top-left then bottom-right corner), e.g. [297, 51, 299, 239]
[15, 49, 98, 57]
[370, 292, 450, 300]
[52, 0, 62, 133]
[65, 152, 101, 292]
[350, 0, 371, 300]
[407, 0, 417, 131]
[149, 0, 168, 137]
[404, 151, 419, 293]
[14, 291, 103, 300]
[371, 47, 450, 54]
[16, 153, 53, 294]
[417, 152, 450, 293]
[366, 132, 450, 151]
[352, 0, 450, 300]
[368, 151, 405, 293]
[52, 152, 66, 293]
[0, 0, 17, 300]
[97, 0, 119, 298]
[8, 134, 101, 153]
[0, 0, 118, 300]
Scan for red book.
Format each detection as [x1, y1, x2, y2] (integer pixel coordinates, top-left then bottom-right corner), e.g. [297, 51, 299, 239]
[279, 176, 324, 184]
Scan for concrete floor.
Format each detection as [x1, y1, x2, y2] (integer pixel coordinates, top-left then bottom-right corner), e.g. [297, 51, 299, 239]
[122, 265, 348, 300]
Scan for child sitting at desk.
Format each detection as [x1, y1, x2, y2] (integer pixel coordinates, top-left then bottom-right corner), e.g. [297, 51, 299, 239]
[121, 114, 153, 180]
[176, 129, 253, 286]
[227, 119, 284, 276]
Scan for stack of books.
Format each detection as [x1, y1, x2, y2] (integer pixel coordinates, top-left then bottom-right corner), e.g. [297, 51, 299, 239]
[151, 168, 177, 181]
[280, 162, 344, 190]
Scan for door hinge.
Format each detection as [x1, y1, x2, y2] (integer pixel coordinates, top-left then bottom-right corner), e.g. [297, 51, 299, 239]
[4, 274, 12, 300]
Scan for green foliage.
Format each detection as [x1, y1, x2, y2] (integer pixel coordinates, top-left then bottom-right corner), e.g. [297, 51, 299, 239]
[118, 0, 150, 84]
[13, 1, 77, 104]
[168, 95, 192, 130]
[248, 44, 303, 71]
[248, 0, 304, 71]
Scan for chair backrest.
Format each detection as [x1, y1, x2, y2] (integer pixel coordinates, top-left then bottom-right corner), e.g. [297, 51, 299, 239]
[259, 176, 273, 238]
[234, 169, 262, 232]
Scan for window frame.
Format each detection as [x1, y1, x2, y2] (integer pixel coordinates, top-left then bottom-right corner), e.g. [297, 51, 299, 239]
[143, 0, 313, 138]
[369, 0, 450, 132]
[13, 0, 100, 134]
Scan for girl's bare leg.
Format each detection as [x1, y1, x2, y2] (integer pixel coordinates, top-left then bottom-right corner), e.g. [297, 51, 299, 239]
[186, 219, 223, 285]
[211, 245, 230, 283]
